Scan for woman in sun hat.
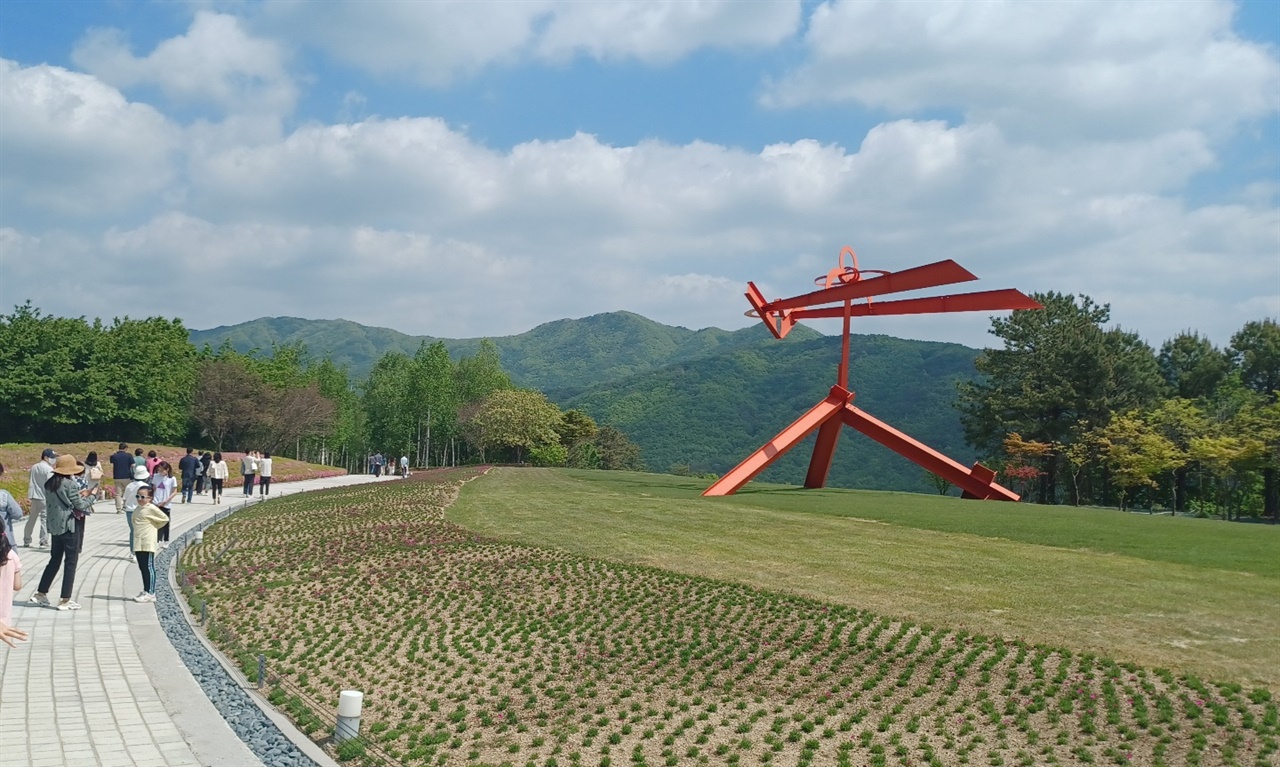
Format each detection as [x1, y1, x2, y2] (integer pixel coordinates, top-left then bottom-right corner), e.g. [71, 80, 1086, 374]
[30, 454, 95, 611]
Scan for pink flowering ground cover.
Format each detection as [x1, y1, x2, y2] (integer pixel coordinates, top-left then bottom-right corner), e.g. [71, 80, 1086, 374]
[0, 442, 344, 509]
[179, 470, 1278, 767]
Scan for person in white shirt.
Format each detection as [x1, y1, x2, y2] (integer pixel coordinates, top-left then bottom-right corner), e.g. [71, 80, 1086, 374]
[207, 452, 229, 504]
[258, 453, 273, 496]
[149, 462, 177, 546]
[24, 448, 56, 548]
[122, 465, 150, 549]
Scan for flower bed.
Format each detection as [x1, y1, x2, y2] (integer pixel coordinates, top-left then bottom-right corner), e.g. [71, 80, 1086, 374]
[180, 471, 1278, 767]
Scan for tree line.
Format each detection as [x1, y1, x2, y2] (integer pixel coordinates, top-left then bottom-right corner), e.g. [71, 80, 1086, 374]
[956, 293, 1279, 520]
[0, 302, 643, 474]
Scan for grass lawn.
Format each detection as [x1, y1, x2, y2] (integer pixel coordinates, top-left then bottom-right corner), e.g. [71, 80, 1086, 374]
[448, 468, 1280, 690]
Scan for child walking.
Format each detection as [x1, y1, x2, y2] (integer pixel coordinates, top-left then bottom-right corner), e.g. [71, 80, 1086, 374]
[131, 486, 168, 603]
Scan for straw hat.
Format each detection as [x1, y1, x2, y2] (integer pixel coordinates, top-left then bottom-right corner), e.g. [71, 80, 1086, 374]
[51, 454, 81, 476]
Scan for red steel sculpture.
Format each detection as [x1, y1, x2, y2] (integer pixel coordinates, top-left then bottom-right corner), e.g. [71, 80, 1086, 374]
[703, 246, 1043, 500]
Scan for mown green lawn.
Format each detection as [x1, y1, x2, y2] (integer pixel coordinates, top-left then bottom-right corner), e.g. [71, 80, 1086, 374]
[449, 467, 1280, 690]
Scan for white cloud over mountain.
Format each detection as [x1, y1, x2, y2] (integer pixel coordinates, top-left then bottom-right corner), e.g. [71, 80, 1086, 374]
[0, 1, 1276, 350]
[766, 0, 1280, 142]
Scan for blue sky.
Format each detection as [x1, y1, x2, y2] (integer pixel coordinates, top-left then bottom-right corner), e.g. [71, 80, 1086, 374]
[2, 1, 1277, 349]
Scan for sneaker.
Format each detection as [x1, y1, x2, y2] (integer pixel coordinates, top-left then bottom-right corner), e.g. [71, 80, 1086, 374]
[134, 593, 155, 603]
[56, 600, 81, 611]
[29, 593, 50, 606]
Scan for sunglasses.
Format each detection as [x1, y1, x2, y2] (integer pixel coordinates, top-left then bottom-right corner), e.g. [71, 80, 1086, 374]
[135, 494, 151, 499]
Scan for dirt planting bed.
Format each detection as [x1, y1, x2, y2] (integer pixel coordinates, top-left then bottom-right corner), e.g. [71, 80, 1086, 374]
[179, 469, 1279, 767]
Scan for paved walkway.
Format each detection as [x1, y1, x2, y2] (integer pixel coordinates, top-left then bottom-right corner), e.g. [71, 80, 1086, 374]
[1, 473, 390, 767]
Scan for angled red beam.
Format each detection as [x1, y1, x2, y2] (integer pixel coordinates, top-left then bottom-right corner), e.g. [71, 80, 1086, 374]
[840, 404, 1020, 502]
[804, 415, 844, 489]
[703, 386, 852, 497]
[745, 282, 794, 339]
[763, 260, 978, 313]
[791, 289, 1043, 320]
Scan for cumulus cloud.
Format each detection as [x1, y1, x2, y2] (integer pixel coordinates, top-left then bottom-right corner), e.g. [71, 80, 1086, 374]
[0, 59, 179, 221]
[3, 2, 1276, 352]
[765, 0, 1280, 142]
[72, 11, 296, 118]
[257, 0, 800, 85]
[5, 104, 1274, 346]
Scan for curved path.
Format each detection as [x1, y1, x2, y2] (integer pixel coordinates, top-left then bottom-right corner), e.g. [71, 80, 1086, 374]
[1, 472, 391, 767]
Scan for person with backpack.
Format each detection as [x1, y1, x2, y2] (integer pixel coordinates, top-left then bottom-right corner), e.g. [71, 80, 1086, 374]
[83, 451, 105, 501]
[197, 451, 212, 496]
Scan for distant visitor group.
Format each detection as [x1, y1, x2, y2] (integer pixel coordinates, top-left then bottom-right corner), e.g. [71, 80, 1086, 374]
[0, 443, 276, 647]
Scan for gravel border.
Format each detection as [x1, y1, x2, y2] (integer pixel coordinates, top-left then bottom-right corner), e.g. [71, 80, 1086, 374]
[154, 506, 322, 767]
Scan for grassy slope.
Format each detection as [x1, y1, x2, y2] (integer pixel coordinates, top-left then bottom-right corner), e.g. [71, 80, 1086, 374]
[448, 468, 1280, 690]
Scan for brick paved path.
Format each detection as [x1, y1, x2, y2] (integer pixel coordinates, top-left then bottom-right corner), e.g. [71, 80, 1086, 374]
[1, 472, 388, 767]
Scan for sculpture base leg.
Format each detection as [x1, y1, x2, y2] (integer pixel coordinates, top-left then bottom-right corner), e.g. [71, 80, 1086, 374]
[704, 387, 1018, 501]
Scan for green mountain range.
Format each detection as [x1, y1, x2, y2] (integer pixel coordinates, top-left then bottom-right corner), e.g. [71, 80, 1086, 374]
[189, 312, 823, 390]
[190, 313, 982, 492]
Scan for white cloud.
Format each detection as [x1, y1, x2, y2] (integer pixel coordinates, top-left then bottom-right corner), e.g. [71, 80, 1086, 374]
[534, 1, 801, 63]
[257, 0, 800, 85]
[0, 59, 179, 220]
[3, 3, 1276, 353]
[765, 0, 1280, 142]
[5, 108, 1274, 348]
[72, 11, 296, 118]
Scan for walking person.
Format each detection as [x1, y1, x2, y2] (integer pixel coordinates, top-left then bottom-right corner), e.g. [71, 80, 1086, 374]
[0, 464, 24, 547]
[258, 452, 273, 496]
[24, 448, 56, 548]
[0, 529, 22, 634]
[30, 454, 95, 610]
[130, 485, 168, 603]
[133, 448, 146, 471]
[109, 443, 134, 513]
[197, 451, 212, 495]
[400, 454, 409, 478]
[208, 452, 228, 504]
[241, 452, 257, 497]
[145, 450, 160, 477]
[150, 462, 177, 546]
[83, 451, 104, 501]
[122, 465, 150, 549]
[178, 448, 199, 504]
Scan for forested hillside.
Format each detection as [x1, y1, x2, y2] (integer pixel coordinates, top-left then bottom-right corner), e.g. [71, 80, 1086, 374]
[557, 334, 980, 492]
[190, 311, 822, 389]
[191, 313, 969, 491]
